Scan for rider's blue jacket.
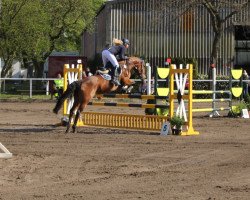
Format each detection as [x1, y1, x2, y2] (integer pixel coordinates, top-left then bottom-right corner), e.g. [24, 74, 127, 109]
[108, 45, 127, 61]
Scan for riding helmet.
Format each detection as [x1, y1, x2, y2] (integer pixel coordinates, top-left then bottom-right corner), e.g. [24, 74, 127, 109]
[122, 38, 130, 45]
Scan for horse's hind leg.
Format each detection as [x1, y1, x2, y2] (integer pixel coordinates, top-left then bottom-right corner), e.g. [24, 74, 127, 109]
[65, 104, 78, 133]
[72, 104, 87, 133]
[65, 109, 73, 133]
[72, 109, 81, 133]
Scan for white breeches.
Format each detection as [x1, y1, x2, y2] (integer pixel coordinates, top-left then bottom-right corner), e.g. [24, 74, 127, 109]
[102, 50, 119, 68]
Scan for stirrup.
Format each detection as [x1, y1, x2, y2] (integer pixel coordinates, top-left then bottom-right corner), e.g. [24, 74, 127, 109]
[97, 69, 109, 74]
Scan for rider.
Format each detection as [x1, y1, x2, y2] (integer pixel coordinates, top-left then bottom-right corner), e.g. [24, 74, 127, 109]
[99, 38, 130, 86]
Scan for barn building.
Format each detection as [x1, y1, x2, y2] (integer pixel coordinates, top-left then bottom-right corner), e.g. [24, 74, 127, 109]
[81, 0, 250, 75]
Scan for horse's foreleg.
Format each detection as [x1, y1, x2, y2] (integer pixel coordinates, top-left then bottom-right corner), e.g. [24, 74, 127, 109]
[122, 77, 135, 85]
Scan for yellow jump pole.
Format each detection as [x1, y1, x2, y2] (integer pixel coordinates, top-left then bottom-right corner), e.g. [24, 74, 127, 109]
[169, 64, 199, 136]
[182, 64, 199, 135]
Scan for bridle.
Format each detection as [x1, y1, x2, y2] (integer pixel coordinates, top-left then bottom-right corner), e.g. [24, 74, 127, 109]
[135, 59, 146, 80]
[120, 58, 146, 81]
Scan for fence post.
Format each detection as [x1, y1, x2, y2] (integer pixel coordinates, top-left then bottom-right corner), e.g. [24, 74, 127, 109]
[146, 63, 151, 95]
[3, 80, 6, 93]
[209, 68, 220, 117]
[29, 79, 32, 98]
[46, 81, 49, 95]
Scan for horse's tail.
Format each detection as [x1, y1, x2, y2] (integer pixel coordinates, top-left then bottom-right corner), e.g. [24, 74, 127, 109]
[53, 81, 77, 114]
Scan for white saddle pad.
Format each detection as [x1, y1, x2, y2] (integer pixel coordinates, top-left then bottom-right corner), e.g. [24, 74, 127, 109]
[100, 73, 112, 80]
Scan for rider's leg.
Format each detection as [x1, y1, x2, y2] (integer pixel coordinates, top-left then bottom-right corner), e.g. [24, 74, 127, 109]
[104, 53, 120, 86]
[111, 66, 121, 86]
[98, 50, 110, 73]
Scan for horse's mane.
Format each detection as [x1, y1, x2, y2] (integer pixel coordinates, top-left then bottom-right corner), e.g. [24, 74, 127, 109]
[128, 56, 142, 62]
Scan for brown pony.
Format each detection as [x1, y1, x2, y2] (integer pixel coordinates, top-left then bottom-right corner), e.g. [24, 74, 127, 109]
[53, 56, 146, 133]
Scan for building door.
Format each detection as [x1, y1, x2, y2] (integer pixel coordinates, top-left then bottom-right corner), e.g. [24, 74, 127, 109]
[235, 25, 250, 72]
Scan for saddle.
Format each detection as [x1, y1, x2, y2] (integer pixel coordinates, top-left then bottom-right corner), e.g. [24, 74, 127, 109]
[97, 61, 122, 81]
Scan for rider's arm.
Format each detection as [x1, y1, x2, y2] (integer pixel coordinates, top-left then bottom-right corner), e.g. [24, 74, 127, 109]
[117, 45, 127, 61]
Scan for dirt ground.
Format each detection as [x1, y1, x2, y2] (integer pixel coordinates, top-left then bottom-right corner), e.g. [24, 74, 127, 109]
[0, 101, 249, 200]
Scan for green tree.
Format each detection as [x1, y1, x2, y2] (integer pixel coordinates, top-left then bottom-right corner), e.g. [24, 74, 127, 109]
[0, 0, 104, 78]
[0, 0, 30, 77]
[31, 0, 101, 77]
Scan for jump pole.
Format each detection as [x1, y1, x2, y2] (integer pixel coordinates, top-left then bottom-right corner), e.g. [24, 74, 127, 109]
[61, 64, 169, 131]
[61, 66, 169, 131]
[61, 63, 198, 134]
[169, 64, 199, 136]
[146, 62, 152, 95]
[0, 143, 12, 159]
[63, 61, 83, 125]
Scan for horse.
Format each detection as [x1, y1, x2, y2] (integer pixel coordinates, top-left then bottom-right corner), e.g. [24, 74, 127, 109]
[53, 56, 146, 133]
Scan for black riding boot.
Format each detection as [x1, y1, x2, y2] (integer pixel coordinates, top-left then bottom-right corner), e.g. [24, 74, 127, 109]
[112, 67, 120, 86]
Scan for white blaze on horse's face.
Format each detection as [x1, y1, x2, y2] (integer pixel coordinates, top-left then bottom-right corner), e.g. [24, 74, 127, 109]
[124, 65, 127, 69]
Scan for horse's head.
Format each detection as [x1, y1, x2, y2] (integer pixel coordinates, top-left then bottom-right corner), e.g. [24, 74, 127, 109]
[126, 57, 146, 81]
[118, 56, 147, 89]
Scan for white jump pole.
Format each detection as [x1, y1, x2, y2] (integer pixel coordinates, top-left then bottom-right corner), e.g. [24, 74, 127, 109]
[146, 63, 151, 95]
[0, 143, 12, 159]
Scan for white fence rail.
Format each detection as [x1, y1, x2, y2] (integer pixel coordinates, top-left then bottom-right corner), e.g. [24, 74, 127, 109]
[0, 78, 58, 98]
[0, 77, 246, 99]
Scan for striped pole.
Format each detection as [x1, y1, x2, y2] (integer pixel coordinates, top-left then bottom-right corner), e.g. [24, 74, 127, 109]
[88, 102, 169, 109]
[96, 93, 168, 100]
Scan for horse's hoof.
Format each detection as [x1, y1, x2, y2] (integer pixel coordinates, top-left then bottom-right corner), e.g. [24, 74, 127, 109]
[65, 129, 70, 133]
[127, 88, 133, 94]
[53, 108, 58, 114]
[72, 126, 77, 133]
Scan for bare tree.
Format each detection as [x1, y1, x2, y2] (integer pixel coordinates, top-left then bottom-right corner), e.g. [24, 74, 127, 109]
[201, 0, 248, 69]
[153, 0, 249, 72]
